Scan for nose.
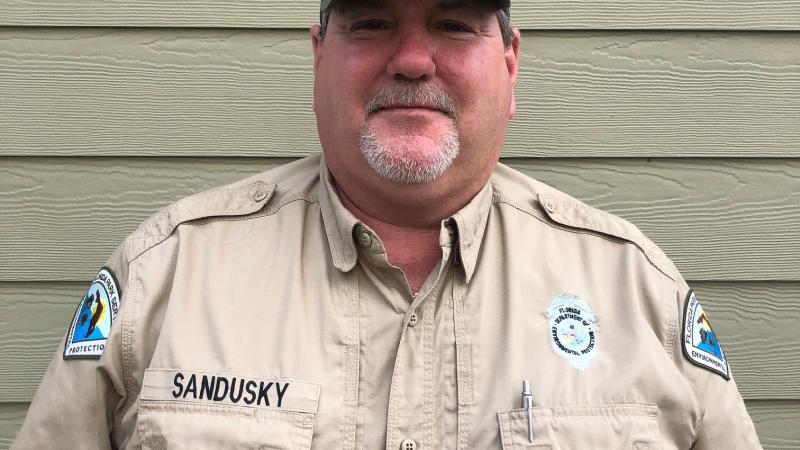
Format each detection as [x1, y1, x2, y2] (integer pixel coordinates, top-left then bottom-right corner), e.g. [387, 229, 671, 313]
[386, 29, 436, 81]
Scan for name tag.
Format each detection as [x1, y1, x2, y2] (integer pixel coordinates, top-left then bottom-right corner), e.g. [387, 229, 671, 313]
[141, 369, 321, 414]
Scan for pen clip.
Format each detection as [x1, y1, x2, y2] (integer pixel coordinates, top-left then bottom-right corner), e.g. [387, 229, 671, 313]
[522, 380, 533, 443]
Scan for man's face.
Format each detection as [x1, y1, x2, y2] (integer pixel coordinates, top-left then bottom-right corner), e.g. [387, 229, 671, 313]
[312, 0, 519, 205]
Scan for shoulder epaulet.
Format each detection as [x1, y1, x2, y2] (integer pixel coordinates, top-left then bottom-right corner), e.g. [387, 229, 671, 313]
[492, 163, 677, 281]
[125, 176, 275, 261]
[536, 189, 677, 281]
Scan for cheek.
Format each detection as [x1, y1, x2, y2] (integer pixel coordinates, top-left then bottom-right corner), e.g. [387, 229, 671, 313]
[341, 42, 389, 86]
[326, 50, 388, 121]
[438, 49, 510, 111]
[315, 46, 389, 152]
[436, 49, 512, 156]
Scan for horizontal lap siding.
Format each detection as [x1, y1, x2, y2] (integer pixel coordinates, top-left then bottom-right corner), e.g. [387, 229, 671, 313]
[0, 404, 27, 450]
[1, 0, 799, 29]
[2, 30, 800, 157]
[1, 0, 798, 446]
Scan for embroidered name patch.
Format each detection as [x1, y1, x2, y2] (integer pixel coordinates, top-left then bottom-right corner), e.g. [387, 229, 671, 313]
[682, 290, 729, 380]
[64, 267, 121, 359]
[141, 369, 321, 414]
[547, 294, 598, 371]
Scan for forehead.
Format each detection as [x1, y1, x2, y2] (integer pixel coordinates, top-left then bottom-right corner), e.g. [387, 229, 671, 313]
[331, 0, 496, 14]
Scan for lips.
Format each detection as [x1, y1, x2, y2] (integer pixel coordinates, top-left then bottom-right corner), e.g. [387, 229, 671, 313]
[373, 105, 449, 116]
[378, 105, 442, 111]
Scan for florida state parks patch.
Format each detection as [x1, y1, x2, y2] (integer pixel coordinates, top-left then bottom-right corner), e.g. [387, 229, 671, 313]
[682, 290, 729, 380]
[64, 267, 121, 359]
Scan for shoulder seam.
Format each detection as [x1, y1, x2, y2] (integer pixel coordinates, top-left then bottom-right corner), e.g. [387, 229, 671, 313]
[262, 192, 318, 217]
[117, 252, 139, 432]
[665, 278, 679, 364]
[192, 192, 319, 226]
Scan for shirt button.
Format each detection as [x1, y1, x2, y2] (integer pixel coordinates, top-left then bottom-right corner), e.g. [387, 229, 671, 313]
[357, 231, 373, 248]
[544, 200, 556, 214]
[400, 438, 417, 450]
[408, 313, 418, 327]
[253, 185, 268, 202]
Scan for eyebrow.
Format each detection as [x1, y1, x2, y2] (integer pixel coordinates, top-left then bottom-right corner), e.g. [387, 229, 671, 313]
[335, 0, 387, 12]
[435, 0, 472, 11]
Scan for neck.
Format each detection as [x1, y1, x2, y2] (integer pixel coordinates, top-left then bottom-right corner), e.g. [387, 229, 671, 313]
[336, 185, 441, 294]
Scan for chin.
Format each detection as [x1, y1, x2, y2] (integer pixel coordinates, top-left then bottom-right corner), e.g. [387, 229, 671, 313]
[385, 135, 442, 159]
[360, 131, 460, 185]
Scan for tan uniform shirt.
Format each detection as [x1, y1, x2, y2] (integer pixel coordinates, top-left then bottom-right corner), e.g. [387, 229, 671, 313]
[13, 154, 760, 449]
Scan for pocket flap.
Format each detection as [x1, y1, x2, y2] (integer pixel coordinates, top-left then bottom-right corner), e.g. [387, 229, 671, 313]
[498, 404, 661, 450]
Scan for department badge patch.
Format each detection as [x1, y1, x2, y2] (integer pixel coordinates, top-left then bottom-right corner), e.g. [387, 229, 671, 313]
[547, 294, 598, 371]
[682, 290, 729, 380]
[64, 267, 121, 359]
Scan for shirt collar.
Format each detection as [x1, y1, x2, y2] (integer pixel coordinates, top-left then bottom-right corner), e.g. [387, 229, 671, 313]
[318, 155, 361, 272]
[318, 154, 494, 283]
[449, 180, 493, 283]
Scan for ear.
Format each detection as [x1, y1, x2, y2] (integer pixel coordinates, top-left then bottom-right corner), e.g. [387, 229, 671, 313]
[311, 24, 323, 112]
[505, 27, 521, 118]
[311, 24, 323, 73]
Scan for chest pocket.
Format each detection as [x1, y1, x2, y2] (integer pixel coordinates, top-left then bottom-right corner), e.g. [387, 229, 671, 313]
[137, 369, 320, 450]
[497, 404, 662, 450]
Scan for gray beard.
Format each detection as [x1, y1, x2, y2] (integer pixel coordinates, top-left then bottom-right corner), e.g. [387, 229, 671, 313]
[358, 123, 460, 184]
[359, 82, 459, 184]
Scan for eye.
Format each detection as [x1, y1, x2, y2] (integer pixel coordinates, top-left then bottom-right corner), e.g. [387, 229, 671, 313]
[436, 20, 474, 34]
[351, 19, 390, 32]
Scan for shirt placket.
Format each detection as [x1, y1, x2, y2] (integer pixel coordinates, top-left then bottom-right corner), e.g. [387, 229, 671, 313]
[384, 232, 458, 450]
[384, 282, 436, 449]
[342, 267, 360, 450]
[451, 270, 472, 450]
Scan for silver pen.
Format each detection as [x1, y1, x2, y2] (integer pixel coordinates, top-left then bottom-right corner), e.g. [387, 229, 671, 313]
[521, 379, 533, 443]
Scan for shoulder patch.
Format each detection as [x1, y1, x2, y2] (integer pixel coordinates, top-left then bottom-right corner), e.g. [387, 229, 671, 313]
[682, 290, 730, 380]
[64, 267, 122, 359]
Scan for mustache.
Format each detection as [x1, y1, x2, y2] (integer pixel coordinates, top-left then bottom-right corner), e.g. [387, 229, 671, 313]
[364, 83, 457, 119]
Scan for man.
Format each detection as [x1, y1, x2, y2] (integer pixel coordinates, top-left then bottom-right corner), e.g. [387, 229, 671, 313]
[13, 0, 761, 448]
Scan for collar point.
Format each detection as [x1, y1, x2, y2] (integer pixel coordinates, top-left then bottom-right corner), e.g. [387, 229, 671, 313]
[332, 252, 358, 273]
[463, 263, 476, 285]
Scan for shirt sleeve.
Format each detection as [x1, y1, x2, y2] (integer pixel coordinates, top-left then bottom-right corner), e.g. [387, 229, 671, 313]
[11, 244, 130, 449]
[673, 275, 762, 449]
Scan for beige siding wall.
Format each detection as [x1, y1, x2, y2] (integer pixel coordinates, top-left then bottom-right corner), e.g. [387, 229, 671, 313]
[1, 1, 798, 447]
